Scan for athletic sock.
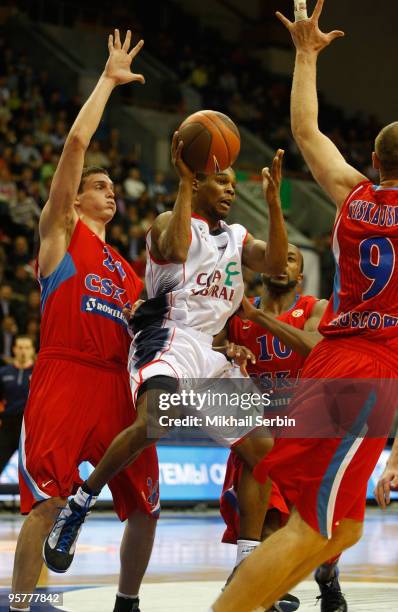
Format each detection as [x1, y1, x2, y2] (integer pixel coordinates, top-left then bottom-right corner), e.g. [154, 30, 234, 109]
[10, 607, 30, 611]
[81, 480, 101, 497]
[73, 482, 99, 508]
[316, 560, 338, 583]
[235, 538, 260, 566]
[113, 593, 140, 612]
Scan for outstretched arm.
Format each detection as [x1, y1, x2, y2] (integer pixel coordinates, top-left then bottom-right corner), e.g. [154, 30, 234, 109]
[39, 30, 145, 272]
[242, 149, 288, 275]
[149, 133, 195, 263]
[277, 0, 366, 209]
[240, 296, 328, 357]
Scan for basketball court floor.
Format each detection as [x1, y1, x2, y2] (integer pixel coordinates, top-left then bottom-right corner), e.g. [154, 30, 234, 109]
[1, 506, 398, 611]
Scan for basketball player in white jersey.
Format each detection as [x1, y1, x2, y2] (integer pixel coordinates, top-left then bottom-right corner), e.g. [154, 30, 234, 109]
[43, 137, 288, 573]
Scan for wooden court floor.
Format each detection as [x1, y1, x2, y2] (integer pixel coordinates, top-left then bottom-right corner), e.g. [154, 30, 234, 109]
[1, 506, 398, 610]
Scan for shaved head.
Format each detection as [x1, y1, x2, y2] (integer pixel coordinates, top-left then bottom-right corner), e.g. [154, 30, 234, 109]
[375, 122, 398, 172]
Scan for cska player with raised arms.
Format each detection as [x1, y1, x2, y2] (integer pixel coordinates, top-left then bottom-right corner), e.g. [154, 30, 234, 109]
[212, 1, 398, 610]
[217, 244, 345, 612]
[10, 30, 158, 612]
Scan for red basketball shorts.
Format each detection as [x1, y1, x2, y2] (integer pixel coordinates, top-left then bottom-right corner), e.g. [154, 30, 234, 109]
[253, 337, 398, 538]
[220, 451, 289, 544]
[19, 351, 159, 520]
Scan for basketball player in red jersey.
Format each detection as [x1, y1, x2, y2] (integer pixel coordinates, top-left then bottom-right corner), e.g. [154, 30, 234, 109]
[218, 245, 323, 550]
[10, 30, 157, 612]
[217, 248, 347, 612]
[212, 1, 398, 610]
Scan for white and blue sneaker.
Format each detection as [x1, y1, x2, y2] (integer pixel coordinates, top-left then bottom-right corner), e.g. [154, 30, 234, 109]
[43, 488, 97, 573]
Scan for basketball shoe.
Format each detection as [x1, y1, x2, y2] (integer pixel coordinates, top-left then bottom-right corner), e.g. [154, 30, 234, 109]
[43, 486, 97, 572]
[315, 565, 347, 612]
[269, 593, 300, 611]
[113, 595, 140, 612]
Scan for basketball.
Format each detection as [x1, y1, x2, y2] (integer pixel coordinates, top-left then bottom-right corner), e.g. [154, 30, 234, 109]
[178, 110, 241, 174]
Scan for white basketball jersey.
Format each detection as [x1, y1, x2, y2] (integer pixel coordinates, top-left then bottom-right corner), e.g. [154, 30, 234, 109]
[144, 214, 247, 336]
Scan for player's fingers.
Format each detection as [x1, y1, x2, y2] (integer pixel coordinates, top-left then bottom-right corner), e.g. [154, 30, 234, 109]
[312, 0, 325, 21]
[171, 131, 179, 156]
[131, 73, 145, 84]
[271, 152, 281, 179]
[108, 33, 114, 53]
[275, 149, 285, 182]
[245, 347, 254, 363]
[240, 359, 248, 377]
[129, 39, 144, 58]
[227, 342, 235, 357]
[122, 307, 132, 320]
[247, 350, 256, 364]
[271, 154, 278, 177]
[384, 480, 391, 506]
[275, 11, 293, 29]
[391, 475, 398, 489]
[114, 28, 121, 49]
[122, 29, 132, 51]
[375, 480, 386, 509]
[131, 299, 144, 314]
[327, 30, 345, 42]
[262, 167, 273, 190]
[379, 484, 387, 510]
[175, 139, 184, 161]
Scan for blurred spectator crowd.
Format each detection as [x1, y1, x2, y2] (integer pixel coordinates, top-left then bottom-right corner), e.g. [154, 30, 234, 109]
[156, 22, 381, 178]
[1, 0, 383, 363]
[0, 28, 178, 364]
[82, 1, 382, 179]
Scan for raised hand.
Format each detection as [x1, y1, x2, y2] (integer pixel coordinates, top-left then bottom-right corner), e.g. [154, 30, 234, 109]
[276, 0, 344, 55]
[374, 466, 398, 510]
[262, 149, 284, 210]
[171, 131, 195, 181]
[104, 29, 145, 86]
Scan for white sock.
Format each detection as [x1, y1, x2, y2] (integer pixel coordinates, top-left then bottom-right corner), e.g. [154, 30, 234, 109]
[235, 538, 260, 566]
[10, 607, 30, 611]
[74, 485, 98, 508]
[117, 592, 139, 599]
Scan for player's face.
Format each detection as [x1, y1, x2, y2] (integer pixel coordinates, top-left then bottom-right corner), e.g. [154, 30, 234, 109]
[196, 168, 236, 220]
[263, 245, 303, 292]
[13, 339, 35, 364]
[75, 174, 116, 224]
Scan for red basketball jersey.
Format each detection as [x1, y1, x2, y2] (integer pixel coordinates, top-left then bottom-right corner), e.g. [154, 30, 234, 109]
[320, 180, 398, 347]
[227, 294, 318, 391]
[38, 219, 143, 365]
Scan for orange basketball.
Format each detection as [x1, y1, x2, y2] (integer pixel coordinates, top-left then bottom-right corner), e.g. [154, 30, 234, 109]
[178, 110, 240, 174]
